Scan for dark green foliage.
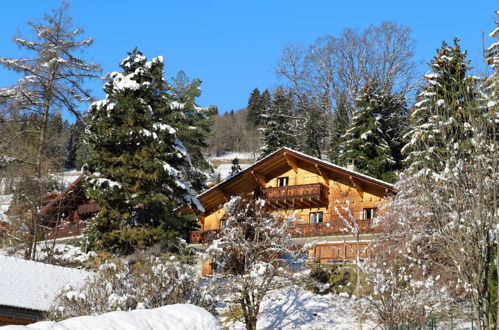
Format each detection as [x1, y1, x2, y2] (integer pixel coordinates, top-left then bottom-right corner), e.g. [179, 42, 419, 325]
[169, 71, 216, 193]
[301, 100, 328, 159]
[259, 88, 299, 158]
[64, 118, 87, 170]
[84, 49, 201, 254]
[329, 93, 350, 163]
[229, 157, 242, 176]
[247, 88, 261, 128]
[307, 264, 358, 296]
[339, 80, 406, 182]
[402, 38, 479, 172]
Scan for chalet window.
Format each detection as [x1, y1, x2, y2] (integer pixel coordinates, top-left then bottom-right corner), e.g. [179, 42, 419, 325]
[309, 212, 323, 224]
[277, 177, 289, 187]
[363, 208, 377, 220]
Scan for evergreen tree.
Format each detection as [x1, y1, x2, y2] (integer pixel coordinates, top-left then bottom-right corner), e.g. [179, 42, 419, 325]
[84, 49, 201, 254]
[65, 118, 86, 170]
[300, 97, 329, 159]
[246, 88, 262, 128]
[229, 157, 242, 177]
[329, 93, 350, 163]
[402, 38, 480, 172]
[169, 71, 216, 193]
[259, 88, 298, 158]
[338, 80, 399, 182]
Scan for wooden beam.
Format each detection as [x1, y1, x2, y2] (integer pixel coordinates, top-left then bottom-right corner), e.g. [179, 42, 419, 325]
[251, 171, 266, 188]
[349, 176, 364, 198]
[217, 187, 230, 202]
[284, 152, 299, 173]
[315, 164, 330, 185]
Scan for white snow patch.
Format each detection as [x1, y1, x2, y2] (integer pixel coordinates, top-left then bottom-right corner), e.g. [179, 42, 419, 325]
[2, 304, 219, 330]
[220, 287, 375, 330]
[0, 255, 91, 311]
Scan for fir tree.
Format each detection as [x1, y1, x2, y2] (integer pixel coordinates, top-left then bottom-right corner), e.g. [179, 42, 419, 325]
[246, 88, 262, 128]
[329, 93, 350, 163]
[402, 38, 480, 172]
[338, 80, 398, 182]
[169, 71, 216, 193]
[300, 98, 328, 159]
[259, 88, 298, 158]
[229, 157, 242, 177]
[84, 49, 202, 254]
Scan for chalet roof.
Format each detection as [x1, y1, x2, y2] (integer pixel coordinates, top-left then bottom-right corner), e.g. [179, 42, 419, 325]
[0, 255, 91, 312]
[194, 147, 395, 214]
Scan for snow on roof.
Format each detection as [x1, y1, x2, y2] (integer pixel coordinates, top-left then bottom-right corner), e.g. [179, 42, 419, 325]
[2, 304, 219, 330]
[0, 256, 91, 312]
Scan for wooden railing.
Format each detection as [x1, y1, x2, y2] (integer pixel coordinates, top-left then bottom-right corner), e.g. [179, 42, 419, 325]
[189, 220, 376, 244]
[262, 183, 328, 202]
[292, 221, 375, 238]
[77, 202, 99, 215]
[45, 221, 86, 240]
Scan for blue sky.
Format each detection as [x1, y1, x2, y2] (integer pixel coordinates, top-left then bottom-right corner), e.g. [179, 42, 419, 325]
[0, 1, 496, 117]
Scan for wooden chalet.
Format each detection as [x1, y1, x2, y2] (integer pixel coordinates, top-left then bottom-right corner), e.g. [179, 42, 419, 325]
[186, 147, 395, 264]
[39, 176, 98, 241]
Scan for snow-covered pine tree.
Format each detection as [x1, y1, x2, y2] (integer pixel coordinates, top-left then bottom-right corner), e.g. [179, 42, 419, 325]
[338, 80, 401, 182]
[402, 38, 480, 172]
[169, 71, 216, 194]
[84, 49, 202, 254]
[259, 88, 299, 158]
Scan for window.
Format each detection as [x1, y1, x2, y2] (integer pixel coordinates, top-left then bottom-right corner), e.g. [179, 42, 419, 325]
[309, 212, 324, 224]
[277, 177, 289, 187]
[220, 219, 228, 228]
[363, 208, 377, 220]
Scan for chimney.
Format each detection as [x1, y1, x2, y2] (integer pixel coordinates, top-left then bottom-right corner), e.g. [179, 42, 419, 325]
[346, 160, 356, 172]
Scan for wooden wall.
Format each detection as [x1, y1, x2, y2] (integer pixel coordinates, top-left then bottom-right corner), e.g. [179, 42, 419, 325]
[201, 166, 388, 230]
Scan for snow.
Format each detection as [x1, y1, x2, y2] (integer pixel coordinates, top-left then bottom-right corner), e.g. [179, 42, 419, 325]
[220, 287, 375, 330]
[0, 255, 91, 311]
[2, 304, 219, 330]
[209, 152, 256, 161]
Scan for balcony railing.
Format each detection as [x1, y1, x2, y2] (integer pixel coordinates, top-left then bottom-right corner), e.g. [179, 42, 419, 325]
[189, 220, 376, 244]
[262, 183, 328, 206]
[292, 221, 375, 238]
[77, 202, 99, 215]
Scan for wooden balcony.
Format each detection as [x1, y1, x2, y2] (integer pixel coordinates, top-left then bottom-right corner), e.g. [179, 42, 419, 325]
[292, 221, 375, 237]
[189, 220, 375, 244]
[77, 202, 99, 215]
[262, 183, 328, 208]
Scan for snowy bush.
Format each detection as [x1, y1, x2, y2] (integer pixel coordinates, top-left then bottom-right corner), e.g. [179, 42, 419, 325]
[205, 196, 299, 330]
[48, 255, 217, 321]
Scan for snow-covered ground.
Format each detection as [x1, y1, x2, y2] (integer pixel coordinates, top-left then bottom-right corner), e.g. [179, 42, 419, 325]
[2, 304, 219, 330]
[209, 152, 257, 162]
[220, 287, 375, 330]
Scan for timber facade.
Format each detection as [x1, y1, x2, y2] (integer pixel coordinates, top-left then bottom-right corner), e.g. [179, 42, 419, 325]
[187, 147, 394, 264]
